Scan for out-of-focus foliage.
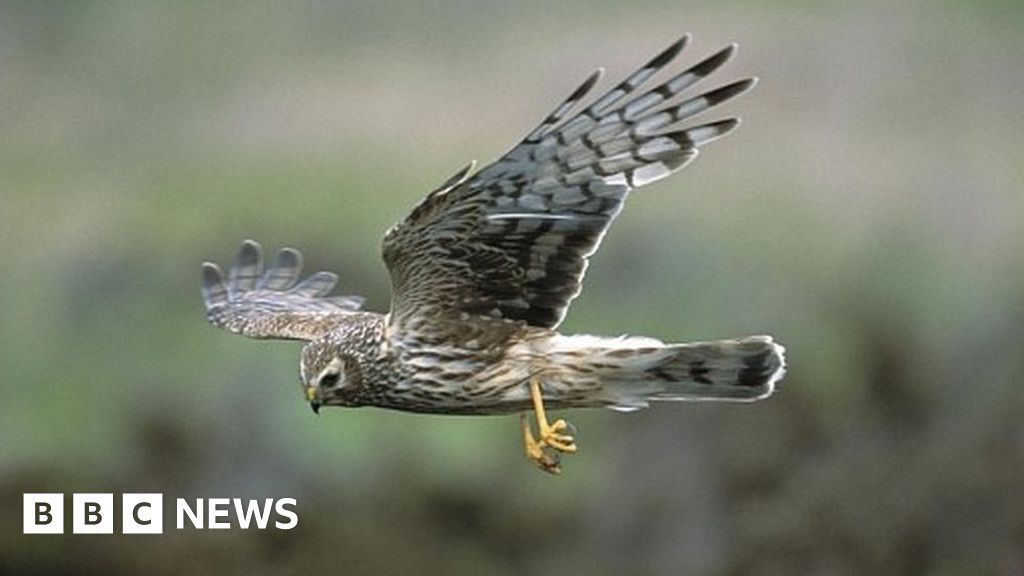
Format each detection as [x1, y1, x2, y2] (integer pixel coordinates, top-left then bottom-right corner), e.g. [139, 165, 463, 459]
[1, 1, 1022, 575]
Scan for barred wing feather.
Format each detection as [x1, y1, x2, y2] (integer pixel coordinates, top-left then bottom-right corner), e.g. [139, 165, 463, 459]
[383, 35, 755, 330]
[202, 240, 365, 341]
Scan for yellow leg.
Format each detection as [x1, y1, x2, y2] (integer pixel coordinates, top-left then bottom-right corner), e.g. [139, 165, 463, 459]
[521, 378, 577, 475]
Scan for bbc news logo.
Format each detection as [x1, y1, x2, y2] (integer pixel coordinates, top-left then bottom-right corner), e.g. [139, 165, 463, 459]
[24, 494, 298, 534]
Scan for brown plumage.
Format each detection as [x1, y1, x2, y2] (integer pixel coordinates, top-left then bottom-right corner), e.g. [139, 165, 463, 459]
[201, 35, 785, 456]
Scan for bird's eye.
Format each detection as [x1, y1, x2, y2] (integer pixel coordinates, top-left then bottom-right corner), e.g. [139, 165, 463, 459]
[320, 371, 341, 388]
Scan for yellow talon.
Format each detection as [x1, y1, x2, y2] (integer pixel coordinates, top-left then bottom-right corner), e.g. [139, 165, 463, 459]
[543, 419, 578, 452]
[521, 378, 577, 474]
[522, 414, 562, 474]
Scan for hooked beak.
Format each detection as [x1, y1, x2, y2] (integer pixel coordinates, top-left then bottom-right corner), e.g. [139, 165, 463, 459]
[305, 387, 321, 415]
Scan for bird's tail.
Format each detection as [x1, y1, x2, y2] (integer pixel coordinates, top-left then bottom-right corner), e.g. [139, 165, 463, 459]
[541, 334, 786, 411]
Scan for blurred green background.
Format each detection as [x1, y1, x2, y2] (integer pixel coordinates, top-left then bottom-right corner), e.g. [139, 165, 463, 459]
[2, 1, 1022, 574]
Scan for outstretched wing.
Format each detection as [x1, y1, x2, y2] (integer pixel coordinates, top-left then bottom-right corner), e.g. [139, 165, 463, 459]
[202, 240, 365, 341]
[383, 35, 755, 330]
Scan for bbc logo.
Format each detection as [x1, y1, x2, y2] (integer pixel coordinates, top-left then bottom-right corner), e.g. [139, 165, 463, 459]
[24, 493, 163, 534]
[24, 493, 298, 533]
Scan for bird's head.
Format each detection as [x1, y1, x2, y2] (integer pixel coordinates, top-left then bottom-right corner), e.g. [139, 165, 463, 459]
[300, 341, 362, 413]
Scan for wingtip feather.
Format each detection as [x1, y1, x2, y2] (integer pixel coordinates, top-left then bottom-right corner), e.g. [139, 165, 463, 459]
[201, 262, 227, 308]
[648, 34, 690, 69]
[682, 118, 741, 146]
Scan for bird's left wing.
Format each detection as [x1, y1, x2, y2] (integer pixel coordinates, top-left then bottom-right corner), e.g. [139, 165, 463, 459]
[383, 35, 755, 330]
[202, 240, 365, 341]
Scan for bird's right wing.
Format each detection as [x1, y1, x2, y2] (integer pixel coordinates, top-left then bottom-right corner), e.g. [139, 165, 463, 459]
[202, 240, 366, 341]
[382, 35, 754, 331]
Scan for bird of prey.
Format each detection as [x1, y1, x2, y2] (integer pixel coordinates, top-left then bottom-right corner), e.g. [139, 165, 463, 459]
[202, 35, 786, 474]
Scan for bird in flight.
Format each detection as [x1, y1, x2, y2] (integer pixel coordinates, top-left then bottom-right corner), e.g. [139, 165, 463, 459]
[202, 35, 786, 474]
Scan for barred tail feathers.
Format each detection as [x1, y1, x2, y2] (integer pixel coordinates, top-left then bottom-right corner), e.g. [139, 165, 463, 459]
[541, 334, 785, 411]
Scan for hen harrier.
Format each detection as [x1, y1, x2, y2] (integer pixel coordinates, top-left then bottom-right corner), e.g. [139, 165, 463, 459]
[202, 35, 786, 474]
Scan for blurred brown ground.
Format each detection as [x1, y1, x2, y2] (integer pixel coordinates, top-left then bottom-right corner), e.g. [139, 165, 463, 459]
[1, 1, 1022, 575]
